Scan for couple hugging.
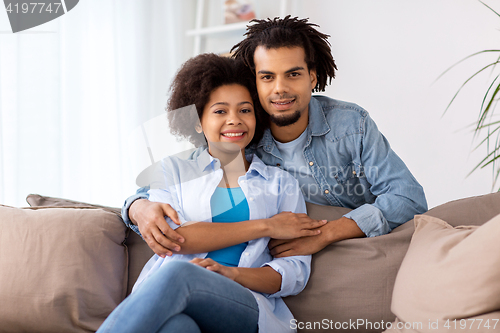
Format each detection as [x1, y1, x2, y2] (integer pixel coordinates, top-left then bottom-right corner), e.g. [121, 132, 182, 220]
[97, 16, 427, 333]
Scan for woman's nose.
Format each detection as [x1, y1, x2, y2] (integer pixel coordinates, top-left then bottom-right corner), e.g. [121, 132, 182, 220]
[226, 112, 242, 125]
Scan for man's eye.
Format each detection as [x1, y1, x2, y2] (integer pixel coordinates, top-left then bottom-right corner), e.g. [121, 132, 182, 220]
[261, 75, 272, 80]
[290, 72, 300, 77]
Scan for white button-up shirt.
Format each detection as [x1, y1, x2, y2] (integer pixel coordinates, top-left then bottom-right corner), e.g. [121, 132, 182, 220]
[134, 147, 311, 333]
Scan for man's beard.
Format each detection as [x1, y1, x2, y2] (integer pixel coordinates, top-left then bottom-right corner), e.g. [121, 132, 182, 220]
[269, 110, 301, 127]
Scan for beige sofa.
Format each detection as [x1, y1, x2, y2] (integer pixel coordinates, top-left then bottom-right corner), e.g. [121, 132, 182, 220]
[0, 192, 499, 333]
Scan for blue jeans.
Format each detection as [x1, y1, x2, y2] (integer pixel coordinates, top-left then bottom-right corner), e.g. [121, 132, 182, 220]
[97, 261, 259, 333]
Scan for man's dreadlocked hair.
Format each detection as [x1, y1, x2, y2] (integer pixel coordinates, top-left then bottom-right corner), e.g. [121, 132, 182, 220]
[231, 15, 337, 92]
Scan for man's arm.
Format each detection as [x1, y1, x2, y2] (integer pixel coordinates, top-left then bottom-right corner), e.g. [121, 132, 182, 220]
[341, 113, 427, 237]
[269, 216, 364, 257]
[269, 113, 427, 257]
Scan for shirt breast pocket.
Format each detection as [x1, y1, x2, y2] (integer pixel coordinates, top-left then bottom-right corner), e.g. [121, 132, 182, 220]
[333, 163, 370, 205]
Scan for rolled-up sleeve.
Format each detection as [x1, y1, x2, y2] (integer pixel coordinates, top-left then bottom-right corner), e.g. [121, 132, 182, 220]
[344, 114, 427, 237]
[263, 255, 311, 298]
[121, 187, 149, 237]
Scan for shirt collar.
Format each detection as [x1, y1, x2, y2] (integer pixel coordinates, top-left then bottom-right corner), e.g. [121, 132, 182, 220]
[307, 96, 331, 136]
[246, 154, 270, 181]
[196, 147, 220, 172]
[196, 147, 269, 180]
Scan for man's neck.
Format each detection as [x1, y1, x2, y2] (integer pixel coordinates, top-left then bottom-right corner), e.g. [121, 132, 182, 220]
[270, 109, 309, 143]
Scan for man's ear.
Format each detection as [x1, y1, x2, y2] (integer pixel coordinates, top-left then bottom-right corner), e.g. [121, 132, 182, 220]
[309, 68, 318, 90]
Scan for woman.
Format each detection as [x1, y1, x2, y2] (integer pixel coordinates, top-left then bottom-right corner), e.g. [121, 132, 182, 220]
[97, 54, 326, 333]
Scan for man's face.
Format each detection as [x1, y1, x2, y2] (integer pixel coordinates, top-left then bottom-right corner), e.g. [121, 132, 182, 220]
[253, 46, 317, 127]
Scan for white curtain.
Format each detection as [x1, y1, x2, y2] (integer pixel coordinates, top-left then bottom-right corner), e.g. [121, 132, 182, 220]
[0, 0, 195, 207]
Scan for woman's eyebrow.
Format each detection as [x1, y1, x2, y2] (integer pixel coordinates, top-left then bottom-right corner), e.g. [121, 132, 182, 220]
[209, 102, 229, 108]
[210, 101, 253, 108]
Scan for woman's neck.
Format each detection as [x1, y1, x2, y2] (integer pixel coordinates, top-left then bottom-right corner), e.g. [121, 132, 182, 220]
[208, 148, 249, 188]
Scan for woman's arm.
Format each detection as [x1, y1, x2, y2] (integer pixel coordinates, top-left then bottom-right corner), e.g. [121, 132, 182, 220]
[190, 258, 282, 294]
[175, 212, 327, 254]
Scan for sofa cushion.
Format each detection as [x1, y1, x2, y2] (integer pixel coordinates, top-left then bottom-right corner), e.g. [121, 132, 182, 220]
[384, 214, 500, 333]
[26, 194, 154, 295]
[0, 204, 128, 333]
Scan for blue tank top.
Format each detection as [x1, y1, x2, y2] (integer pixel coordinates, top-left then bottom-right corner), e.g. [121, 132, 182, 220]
[206, 187, 249, 267]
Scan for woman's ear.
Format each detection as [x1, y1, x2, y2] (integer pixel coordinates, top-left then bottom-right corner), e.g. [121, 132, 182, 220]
[195, 124, 203, 134]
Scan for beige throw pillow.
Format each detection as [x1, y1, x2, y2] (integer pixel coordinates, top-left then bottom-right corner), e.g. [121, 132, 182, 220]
[0, 205, 128, 333]
[385, 214, 500, 333]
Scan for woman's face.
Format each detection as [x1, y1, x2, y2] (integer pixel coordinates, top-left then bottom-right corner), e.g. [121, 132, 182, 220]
[201, 84, 256, 154]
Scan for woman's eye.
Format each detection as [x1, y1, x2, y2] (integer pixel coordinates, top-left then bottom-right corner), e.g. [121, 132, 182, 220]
[241, 108, 253, 113]
[214, 109, 225, 114]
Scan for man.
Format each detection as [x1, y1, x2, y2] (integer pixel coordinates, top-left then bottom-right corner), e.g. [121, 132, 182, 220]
[122, 16, 427, 258]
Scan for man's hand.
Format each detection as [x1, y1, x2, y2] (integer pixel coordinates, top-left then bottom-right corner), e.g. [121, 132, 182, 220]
[130, 199, 185, 258]
[268, 231, 330, 257]
[189, 258, 237, 281]
[265, 211, 327, 239]
[268, 217, 365, 257]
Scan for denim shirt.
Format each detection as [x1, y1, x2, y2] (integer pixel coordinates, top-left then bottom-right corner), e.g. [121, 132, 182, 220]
[131, 148, 310, 333]
[248, 96, 427, 237]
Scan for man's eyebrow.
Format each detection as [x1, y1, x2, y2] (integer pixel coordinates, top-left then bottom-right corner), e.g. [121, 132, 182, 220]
[286, 66, 306, 73]
[257, 70, 275, 75]
[257, 67, 306, 75]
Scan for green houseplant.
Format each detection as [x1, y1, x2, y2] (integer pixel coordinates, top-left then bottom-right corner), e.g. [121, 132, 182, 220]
[441, 1, 500, 190]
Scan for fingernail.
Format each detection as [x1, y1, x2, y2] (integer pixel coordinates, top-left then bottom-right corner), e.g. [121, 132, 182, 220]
[322, 220, 327, 223]
[179, 237, 185, 243]
[174, 246, 180, 251]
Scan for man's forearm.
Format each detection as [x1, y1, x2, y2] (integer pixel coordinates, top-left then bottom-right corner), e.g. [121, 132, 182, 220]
[323, 216, 365, 244]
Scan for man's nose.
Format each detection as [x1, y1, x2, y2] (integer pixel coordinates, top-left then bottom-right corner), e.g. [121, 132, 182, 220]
[273, 76, 288, 95]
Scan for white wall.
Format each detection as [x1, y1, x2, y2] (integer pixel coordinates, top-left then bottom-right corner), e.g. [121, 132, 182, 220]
[285, 0, 499, 208]
[0, 0, 498, 209]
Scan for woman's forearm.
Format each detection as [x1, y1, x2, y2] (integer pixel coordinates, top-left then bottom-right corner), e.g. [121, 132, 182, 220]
[175, 212, 325, 254]
[174, 220, 268, 254]
[233, 266, 282, 294]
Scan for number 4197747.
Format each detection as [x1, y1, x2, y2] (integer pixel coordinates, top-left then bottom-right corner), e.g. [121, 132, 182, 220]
[5, 2, 62, 14]
[444, 319, 498, 330]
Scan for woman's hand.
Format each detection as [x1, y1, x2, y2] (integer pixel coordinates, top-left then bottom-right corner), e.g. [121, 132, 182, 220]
[264, 211, 327, 239]
[190, 258, 238, 281]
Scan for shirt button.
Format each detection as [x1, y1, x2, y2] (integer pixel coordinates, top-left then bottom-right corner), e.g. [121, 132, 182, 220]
[353, 170, 357, 176]
[309, 161, 314, 166]
[324, 189, 330, 194]
[244, 252, 250, 256]
[276, 163, 281, 167]
[249, 197, 254, 201]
